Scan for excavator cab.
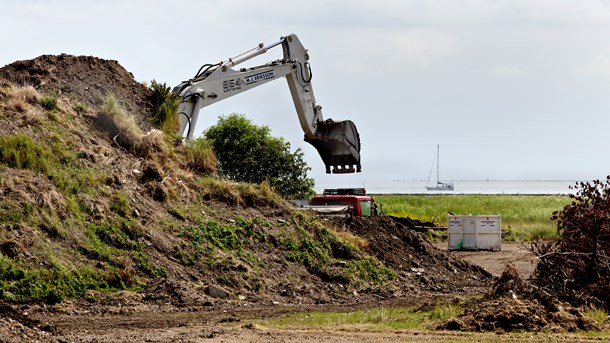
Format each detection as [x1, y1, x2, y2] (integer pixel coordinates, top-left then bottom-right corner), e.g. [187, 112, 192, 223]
[305, 119, 361, 174]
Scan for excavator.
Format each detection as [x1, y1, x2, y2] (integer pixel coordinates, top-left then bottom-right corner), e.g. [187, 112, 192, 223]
[172, 34, 361, 174]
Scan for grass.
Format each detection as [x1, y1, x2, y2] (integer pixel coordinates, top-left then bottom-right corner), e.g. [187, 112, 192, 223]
[375, 194, 571, 241]
[0, 253, 115, 303]
[255, 304, 463, 330]
[0, 133, 52, 173]
[182, 138, 217, 175]
[40, 93, 58, 110]
[586, 306, 609, 324]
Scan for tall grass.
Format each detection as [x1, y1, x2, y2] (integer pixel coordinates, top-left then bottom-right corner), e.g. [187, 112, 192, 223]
[375, 194, 571, 240]
[257, 304, 463, 330]
[182, 138, 217, 175]
[98, 94, 167, 156]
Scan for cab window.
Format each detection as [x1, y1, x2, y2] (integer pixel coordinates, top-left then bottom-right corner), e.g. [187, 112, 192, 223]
[360, 200, 372, 216]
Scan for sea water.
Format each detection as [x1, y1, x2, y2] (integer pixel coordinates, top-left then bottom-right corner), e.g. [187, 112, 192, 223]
[315, 180, 582, 195]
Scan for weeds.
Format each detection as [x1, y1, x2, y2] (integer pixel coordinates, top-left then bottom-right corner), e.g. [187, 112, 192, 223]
[586, 306, 608, 324]
[40, 93, 58, 110]
[182, 138, 217, 175]
[279, 214, 393, 287]
[0, 254, 111, 303]
[0, 133, 52, 173]
[0, 202, 36, 225]
[346, 257, 396, 286]
[9, 84, 38, 104]
[73, 102, 86, 114]
[427, 304, 462, 320]
[110, 191, 131, 216]
[98, 94, 142, 149]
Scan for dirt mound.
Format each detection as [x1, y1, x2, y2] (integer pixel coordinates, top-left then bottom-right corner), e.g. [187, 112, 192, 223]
[0, 54, 153, 129]
[491, 263, 526, 297]
[0, 301, 57, 341]
[348, 217, 492, 294]
[0, 54, 496, 306]
[441, 295, 599, 333]
[439, 262, 601, 333]
[444, 297, 597, 333]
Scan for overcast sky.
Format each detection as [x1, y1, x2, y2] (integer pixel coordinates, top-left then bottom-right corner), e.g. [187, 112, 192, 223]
[3, 0, 610, 187]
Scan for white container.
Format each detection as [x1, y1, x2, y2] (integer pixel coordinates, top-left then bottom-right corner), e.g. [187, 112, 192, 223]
[447, 215, 501, 251]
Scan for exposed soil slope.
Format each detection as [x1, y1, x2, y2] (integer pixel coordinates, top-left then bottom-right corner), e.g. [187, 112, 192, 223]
[0, 54, 153, 130]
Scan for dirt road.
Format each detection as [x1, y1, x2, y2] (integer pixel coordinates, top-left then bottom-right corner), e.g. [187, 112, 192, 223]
[434, 242, 538, 279]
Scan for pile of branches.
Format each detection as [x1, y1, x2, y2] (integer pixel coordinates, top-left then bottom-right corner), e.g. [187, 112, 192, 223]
[532, 177, 610, 310]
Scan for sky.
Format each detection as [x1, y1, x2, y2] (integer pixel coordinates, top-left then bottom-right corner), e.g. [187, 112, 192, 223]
[2, 0, 610, 187]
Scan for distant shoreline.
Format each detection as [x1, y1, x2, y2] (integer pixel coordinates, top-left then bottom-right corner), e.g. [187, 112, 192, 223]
[370, 193, 571, 196]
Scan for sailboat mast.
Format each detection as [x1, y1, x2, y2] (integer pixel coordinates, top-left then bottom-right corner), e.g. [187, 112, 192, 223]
[436, 144, 440, 184]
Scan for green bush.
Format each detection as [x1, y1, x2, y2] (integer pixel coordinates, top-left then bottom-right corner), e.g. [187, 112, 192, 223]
[204, 113, 315, 199]
[150, 80, 179, 135]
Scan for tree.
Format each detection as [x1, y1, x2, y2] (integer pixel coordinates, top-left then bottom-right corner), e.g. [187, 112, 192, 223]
[204, 113, 315, 199]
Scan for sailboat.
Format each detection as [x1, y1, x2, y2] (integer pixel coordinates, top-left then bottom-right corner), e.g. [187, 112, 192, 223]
[425, 144, 454, 191]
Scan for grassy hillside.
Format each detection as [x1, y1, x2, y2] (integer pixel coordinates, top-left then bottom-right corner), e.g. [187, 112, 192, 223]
[0, 77, 396, 304]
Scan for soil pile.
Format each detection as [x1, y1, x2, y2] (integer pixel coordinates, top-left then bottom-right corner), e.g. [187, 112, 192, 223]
[0, 301, 57, 342]
[442, 296, 599, 332]
[349, 216, 492, 295]
[0, 54, 153, 129]
[441, 263, 600, 332]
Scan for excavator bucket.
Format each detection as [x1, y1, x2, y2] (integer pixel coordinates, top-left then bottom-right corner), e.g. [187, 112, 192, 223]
[305, 119, 361, 174]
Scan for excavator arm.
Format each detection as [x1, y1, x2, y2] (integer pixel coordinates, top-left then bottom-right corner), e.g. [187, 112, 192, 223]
[173, 34, 361, 174]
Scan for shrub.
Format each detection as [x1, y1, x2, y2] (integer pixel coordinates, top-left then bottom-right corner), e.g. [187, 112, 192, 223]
[150, 80, 180, 135]
[551, 178, 610, 281]
[204, 113, 315, 199]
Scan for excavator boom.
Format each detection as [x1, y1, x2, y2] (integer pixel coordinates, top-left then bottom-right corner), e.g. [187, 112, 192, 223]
[174, 34, 361, 174]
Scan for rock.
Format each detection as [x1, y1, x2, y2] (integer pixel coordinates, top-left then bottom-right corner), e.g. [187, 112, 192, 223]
[206, 285, 230, 299]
